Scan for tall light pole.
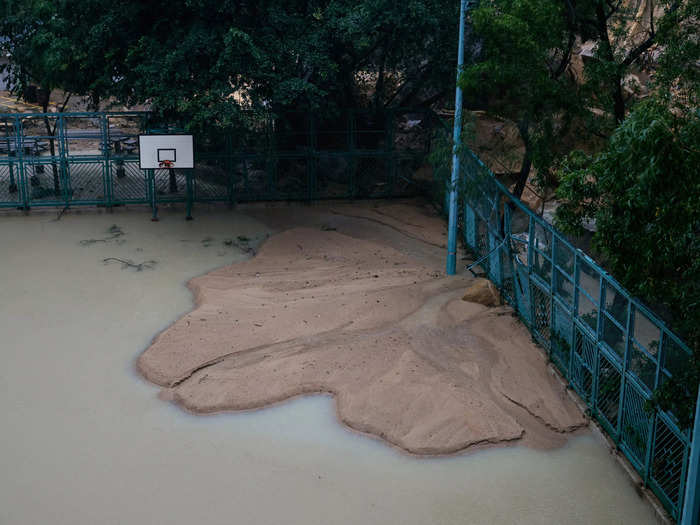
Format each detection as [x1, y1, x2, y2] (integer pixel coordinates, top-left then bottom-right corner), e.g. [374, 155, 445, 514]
[446, 0, 468, 275]
[682, 385, 700, 525]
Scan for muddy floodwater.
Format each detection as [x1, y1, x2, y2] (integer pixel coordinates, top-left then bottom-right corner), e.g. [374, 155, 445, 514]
[0, 209, 660, 524]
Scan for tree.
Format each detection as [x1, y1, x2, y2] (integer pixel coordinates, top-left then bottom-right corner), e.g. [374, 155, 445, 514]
[574, 0, 697, 129]
[0, 0, 115, 195]
[0, 0, 460, 138]
[458, 0, 582, 198]
[555, 99, 700, 426]
[457, 0, 698, 200]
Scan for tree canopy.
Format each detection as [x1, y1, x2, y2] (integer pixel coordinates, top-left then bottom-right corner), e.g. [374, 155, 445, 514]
[458, 0, 699, 197]
[0, 0, 459, 131]
[458, 0, 582, 196]
[555, 99, 699, 425]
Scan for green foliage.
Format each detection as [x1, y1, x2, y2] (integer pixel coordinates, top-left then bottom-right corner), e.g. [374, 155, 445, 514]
[458, 0, 699, 194]
[427, 115, 475, 206]
[460, 0, 572, 115]
[0, 0, 459, 134]
[0, 0, 111, 104]
[458, 0, 581, 189]
[654, 0, 700, 108]
[579, 0, 700, 127]
[556, 100, 700, 426]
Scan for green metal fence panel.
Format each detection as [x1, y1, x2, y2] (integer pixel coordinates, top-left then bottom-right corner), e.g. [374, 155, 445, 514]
[0, 110, 433, 210]
[0, 161, 22, 208]
[455, 146, 695, 521]
[316, 153, 355, 199]
[192, 157, 231, 202]
[109, 159, 149, 204]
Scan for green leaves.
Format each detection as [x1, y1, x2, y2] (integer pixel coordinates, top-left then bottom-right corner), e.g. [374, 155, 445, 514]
[458, 0, 581, 194]
[555, 100, 700, 426]
[1, 0, 460, 132]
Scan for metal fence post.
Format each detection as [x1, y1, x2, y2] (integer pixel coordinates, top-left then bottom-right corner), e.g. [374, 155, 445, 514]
[526, 218, 535, 331]
[6, 115, 18, 195]
[446, 0, 468, 275]
[547, 235, 558, 358]
[502, 202, 518, 308]
[15, 115, 28, 209]
[615, 286, 631, 439]
[682, 386, 700, 525]
[57, 114, 66, 204]
[570, 253, 580, 381]
[488, 211, 502, 285]
[100, 114, 112, 208]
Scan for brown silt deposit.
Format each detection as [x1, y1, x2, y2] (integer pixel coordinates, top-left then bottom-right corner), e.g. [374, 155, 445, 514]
[139, 202, 586, 455]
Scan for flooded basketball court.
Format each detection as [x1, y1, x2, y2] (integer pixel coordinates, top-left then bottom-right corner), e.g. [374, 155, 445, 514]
[0, 208, 661, 524]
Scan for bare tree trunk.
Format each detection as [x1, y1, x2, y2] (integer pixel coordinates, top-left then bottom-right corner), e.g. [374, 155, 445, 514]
[42, 107, 61, 197]
[595, 0, 626, 124]
[373, 41, 388, 113]
[512, 119, 532, 199]
[39, 92, 73, 196]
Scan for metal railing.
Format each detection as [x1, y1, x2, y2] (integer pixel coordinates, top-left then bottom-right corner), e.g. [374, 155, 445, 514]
[448, 147, 696, 521]
[0, 110, 438, 212]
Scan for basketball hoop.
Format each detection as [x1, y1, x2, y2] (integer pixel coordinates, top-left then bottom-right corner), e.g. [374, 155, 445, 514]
[159, 159, 175, 169]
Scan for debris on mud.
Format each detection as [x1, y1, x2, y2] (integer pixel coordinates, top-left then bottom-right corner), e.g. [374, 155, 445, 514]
[80, 225, 125, 246]
[103, 257, 157, 271]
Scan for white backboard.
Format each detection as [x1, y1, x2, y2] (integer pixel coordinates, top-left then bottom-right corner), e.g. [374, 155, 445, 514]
[138, 135, 194, 169]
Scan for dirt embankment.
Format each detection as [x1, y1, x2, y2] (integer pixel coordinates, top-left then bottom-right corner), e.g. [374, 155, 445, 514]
[138, 201, 586, 455]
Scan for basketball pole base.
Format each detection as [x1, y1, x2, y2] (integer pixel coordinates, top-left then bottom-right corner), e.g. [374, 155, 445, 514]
[148, 169, 159, 221]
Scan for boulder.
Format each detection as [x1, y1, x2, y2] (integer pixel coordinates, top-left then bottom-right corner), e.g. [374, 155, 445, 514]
[462, 278, 502, 307]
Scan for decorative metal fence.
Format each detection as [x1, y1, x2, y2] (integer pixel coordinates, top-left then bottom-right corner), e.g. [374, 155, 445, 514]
[449, 147, 696, 521]
[0, 109, 438, 212]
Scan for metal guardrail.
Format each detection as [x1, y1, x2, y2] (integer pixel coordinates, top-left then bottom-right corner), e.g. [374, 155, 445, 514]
[450, 147, 696, 521]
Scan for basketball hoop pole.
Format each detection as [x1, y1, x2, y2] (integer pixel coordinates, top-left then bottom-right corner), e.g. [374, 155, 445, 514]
[148, 169, 158, 221]
[446, 0, 468, 275]
[139, 134, 194, 222]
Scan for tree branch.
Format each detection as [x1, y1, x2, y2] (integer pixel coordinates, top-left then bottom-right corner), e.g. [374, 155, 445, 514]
[622, 36, 655, 66]
[605, 0, 623, 19]
[58, 92, 72, 113]
[384, 64, 432, 107]
[553, 31, 576, 78]
[622, 0, 681, 67]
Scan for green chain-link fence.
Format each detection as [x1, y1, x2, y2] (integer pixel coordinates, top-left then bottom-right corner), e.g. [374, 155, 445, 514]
[447, 147, 695, 521]
[0, 109, 439, 211]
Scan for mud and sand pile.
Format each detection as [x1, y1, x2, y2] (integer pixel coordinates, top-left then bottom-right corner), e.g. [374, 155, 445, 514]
[139, 201, 586, 455]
